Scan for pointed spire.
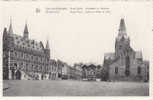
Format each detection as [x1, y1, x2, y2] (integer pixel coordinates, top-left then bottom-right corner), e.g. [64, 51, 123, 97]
[24, 21, 29, 34]
[46, 40, 50, 49]
[3, 27, 8, 38]
[3, 27, 7, 35]
[24, 20, 29, 39]
[118, 18, 127, 37]
[8, 17, 13, 34]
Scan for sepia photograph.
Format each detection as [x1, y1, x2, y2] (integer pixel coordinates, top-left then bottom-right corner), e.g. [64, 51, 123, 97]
[1, 1, 151, 97]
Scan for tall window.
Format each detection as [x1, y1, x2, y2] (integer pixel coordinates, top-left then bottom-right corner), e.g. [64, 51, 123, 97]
[26, 64, 28, 71]
[14, 51, 17, 56]
[115, 67, 118, 74]
[21, 53, 24, 58]
[137, 66, 141, 75]
[36, 65, 38, 72]
[14, 63, 17, 69]
[32, 65, 34, 71]
[31, 55, 33, 60]
[21, 62, 23, 69]
[125, 56, 130, 76]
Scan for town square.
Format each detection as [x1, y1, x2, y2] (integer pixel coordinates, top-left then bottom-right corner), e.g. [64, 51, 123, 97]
[3, 80, 149, 96]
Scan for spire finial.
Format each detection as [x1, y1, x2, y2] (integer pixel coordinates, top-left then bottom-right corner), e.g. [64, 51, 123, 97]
[3, 27, 8, 36]
[24, 20, 29, 39]
[46, 39, 50, 49]
[24, 21, 28, 33]
[8, 17, 13, 34]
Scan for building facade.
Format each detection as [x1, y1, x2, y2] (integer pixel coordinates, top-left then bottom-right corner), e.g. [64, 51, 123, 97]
[73, 63, 83, 80]
[61, 62, 70, 79]
[103, 18, 149, 82]
[60, 62, 83, 80]
[3, 20, 59, 80]
[48, 59, 59, 80]
[82, 64, 97, 81]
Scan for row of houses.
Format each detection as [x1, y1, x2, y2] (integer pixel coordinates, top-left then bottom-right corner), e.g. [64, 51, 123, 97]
[61, 63, 82, 80]
[61, 62, 103, 81]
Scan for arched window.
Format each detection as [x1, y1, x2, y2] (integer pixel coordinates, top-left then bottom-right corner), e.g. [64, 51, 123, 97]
[137, 66, 141, 75]
[115, 67, 118, 74]
[14, 63, 17, 69]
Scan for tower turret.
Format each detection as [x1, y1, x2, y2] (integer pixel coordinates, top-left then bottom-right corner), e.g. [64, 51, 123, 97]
[3, 28, 8, 47]
[3, 27, 8, 36]
[8, 18, 13, 34]
[46, 40, 50, 49]
[23, 22, 29, 39]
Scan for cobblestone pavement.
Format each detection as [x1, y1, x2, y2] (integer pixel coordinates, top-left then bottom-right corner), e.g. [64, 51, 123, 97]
[3, 80, 149, 96]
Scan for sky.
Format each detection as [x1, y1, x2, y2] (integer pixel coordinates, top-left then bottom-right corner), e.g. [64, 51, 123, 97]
[0, 2, 152, 65]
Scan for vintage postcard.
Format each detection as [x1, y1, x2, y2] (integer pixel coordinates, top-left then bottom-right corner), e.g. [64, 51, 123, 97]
[0, 0, 152, 100]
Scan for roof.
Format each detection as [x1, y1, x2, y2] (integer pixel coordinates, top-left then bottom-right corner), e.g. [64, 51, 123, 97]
[49, 59, 57, 65]
[135, 51, 143, 59]
[104, 53, 115, 60]
[8, 19, 14, 34]
[117, 18, 129, 40]
[143, 60, 149, 65]
[119, 18, 126, 33]
[24, 23, 29, 34]
[8, 33, 44, 51]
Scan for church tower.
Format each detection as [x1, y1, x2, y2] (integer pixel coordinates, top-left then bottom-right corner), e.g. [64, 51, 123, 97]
[115, 18, 130, 59]
[23, 22, 29, 39]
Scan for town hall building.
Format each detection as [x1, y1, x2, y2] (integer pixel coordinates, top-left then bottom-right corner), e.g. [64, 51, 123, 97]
[3, 19, 59, 80]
